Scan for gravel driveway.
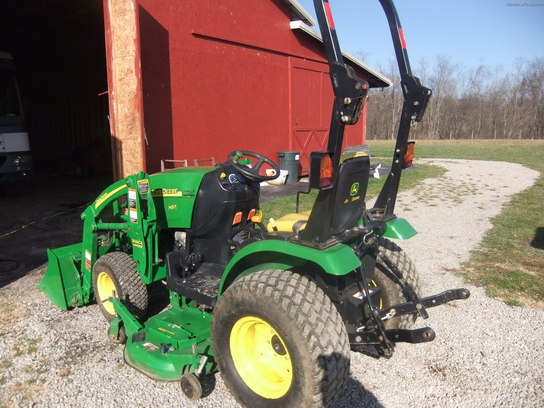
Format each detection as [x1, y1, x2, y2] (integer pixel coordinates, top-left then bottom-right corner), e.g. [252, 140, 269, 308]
[1, 159, 542, 408]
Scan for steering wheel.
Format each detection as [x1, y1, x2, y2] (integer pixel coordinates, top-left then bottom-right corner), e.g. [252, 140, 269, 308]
[228, 150, 280, 182]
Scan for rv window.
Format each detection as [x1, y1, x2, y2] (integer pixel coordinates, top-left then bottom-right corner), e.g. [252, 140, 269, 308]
[0, 71, 23, 125]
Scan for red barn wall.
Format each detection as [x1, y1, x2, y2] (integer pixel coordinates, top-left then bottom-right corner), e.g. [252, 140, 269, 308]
[135, 0, 368, 175]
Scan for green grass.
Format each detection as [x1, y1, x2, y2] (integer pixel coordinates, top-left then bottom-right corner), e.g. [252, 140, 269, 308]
[261, 163, 446, 221]
[369, 139, 544, 307]
[14, 337, 42, 356]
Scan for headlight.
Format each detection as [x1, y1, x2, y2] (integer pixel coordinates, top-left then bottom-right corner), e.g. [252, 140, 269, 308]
[13, 154, 32, 166]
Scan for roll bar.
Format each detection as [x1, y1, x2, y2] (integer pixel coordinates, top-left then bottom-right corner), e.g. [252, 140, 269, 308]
[312, 0, 432, 220]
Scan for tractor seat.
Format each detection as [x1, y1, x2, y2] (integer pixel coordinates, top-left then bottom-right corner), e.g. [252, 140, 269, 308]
[264, 151, 371, 234]
[266, 155, 371, 241]
[266, 210, 311, 233]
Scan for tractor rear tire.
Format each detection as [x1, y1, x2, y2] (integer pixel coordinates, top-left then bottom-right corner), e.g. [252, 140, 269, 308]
[374, 237, 421, 330]
[212, 270, 350, 408]
[92, 252, 148, 321]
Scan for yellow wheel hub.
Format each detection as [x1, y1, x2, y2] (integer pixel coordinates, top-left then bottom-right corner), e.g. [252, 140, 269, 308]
[96, 271, 117, 315]
[230, 316, 293, 399]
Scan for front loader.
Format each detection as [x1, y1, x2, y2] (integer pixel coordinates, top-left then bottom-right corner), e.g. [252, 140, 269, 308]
[38, 1, 470, 406]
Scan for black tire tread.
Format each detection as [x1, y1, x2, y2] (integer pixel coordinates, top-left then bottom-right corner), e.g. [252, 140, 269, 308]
[93, 252, 148, 320]
[212, 270, 350, 408]
[376, 237, 421, 329]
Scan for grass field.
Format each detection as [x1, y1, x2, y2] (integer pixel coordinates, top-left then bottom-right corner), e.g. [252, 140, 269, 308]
[261, 163, 446, 220]
[369, 139, 544, 308]
[262, 139, 544, 308]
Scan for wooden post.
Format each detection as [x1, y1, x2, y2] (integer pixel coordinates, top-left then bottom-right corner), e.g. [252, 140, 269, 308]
[103, 0, 145, 179]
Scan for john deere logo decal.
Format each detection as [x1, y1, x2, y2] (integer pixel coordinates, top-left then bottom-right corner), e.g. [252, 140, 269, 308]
[350, 182, 360, 196]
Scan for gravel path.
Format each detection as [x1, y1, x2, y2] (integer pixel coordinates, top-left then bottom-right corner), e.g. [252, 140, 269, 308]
[1, 159, 542, 408]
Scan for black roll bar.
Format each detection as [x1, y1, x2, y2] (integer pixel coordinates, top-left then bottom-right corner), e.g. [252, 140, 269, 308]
[311, 0, 432, 221]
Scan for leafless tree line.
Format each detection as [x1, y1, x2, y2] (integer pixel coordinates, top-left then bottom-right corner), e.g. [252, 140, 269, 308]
[365, 56, 544, 140]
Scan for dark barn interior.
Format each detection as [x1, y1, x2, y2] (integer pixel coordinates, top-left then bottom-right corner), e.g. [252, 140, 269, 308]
[1, 0, 113, 287]
[0, 0, 111, 176]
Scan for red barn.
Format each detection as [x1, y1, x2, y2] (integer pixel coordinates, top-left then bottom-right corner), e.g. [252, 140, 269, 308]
[103, 0, 390, 178]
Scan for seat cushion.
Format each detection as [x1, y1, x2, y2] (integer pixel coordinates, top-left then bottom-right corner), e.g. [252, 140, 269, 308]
[266, 210, 311, 232]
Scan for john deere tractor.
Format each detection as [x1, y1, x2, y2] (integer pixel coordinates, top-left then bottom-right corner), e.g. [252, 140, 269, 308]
[39, 1, 470, 406]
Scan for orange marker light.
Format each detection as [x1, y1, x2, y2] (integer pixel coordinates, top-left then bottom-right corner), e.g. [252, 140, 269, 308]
[232, 211, 242, 225]
[320, 154, 333, 188]
[404, 141, 415, 169]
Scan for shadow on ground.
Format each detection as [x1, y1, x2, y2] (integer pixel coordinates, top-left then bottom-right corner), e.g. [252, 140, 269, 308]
[531, 227, 544, 250]
[0, 173, 112, 288]
[332, 376, 384, 408]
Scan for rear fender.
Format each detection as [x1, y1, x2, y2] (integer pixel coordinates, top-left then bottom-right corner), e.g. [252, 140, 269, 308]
[383, 217, 417, 240]
[218, 239, 361, 296]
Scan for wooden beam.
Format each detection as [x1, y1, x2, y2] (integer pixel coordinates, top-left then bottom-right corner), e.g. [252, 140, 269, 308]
[103, 0, 145, 179]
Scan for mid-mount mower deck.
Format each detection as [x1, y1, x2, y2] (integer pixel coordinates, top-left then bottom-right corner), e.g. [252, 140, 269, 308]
[38, 1, 470, 406]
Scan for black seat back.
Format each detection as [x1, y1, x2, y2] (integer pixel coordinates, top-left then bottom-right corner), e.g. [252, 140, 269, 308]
[191, 167, 259, 263]
[300, 155, 370, 243]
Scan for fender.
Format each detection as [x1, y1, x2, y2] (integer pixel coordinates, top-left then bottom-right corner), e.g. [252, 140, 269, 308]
[218, 239, 362, 295]
[383, 217, 417, 240]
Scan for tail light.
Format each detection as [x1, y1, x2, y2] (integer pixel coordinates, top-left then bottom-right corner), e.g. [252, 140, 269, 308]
[319, 154, 333, 188]
[404, 141, 415, 169]
[309, 152, 333, 189]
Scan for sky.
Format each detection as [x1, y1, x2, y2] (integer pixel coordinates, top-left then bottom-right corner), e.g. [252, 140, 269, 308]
[296, 0, 544, 75]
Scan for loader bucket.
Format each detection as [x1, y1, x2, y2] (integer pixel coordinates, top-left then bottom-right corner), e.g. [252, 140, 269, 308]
[38, 243, 84, 310]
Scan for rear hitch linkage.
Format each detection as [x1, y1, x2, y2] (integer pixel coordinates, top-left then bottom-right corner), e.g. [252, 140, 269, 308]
[353, 251, 470, 357]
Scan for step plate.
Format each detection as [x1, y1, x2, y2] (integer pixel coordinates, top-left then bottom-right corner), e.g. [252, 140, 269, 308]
[167, 262, 224, 306]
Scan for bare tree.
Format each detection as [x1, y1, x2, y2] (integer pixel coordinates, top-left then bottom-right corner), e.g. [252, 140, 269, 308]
[364, 55, 543, 141]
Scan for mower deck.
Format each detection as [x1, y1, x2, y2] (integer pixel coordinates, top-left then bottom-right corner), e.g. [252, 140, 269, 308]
[113, 300, 214, 381]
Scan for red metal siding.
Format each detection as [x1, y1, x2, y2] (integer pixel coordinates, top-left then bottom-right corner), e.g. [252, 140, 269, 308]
[135, 0, 367, 174]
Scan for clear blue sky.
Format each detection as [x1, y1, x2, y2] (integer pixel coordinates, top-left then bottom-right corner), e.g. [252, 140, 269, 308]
[296, 0, 544, 74]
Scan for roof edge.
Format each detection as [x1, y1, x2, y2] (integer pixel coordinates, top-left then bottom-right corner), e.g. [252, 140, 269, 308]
[284, 0, 316, 26]
[290, 20, 392, 88]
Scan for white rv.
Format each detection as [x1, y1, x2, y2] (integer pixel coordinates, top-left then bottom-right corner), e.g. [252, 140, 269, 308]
[0, 51, 33, 185]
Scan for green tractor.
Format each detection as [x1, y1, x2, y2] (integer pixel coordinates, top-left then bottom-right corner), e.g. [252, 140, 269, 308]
[39, 0, 469, 406]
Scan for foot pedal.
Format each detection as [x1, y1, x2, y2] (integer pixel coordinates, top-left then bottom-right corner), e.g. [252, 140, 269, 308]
[385, 327, 436, 343]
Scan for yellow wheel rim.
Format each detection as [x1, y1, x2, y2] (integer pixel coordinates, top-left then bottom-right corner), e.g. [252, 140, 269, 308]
[230, 316, 293, 399]
[96, 271, 117, 315]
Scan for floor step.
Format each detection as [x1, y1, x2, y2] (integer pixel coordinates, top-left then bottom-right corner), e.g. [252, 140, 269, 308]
[167, 256, 224, 306]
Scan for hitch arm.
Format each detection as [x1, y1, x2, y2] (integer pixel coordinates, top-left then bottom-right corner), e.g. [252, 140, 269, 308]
[379, 288, 471, 320]
[351, 288, 470, 350]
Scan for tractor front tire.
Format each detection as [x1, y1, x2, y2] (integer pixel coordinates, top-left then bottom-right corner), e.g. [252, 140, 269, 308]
[212, 270, 350, 408]
[92, 252, 148, 321]
[374, 237, 422, 330]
